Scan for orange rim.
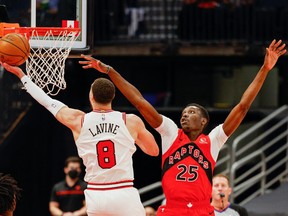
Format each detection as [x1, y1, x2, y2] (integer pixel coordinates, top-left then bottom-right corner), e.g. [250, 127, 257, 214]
[0, 27, 81, 39]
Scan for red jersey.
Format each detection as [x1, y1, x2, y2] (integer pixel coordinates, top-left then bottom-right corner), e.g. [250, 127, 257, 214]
[162, 130, 215, 203]
[156, 116, 228, 216]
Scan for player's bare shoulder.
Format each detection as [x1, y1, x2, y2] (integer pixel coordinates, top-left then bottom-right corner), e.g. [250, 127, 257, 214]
[125, 113, 145, 136]
[126, 113, 144, 128]
[56, 107, 85, 130]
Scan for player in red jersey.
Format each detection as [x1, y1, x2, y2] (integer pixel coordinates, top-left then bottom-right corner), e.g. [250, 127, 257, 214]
[79, 39, 286, 216]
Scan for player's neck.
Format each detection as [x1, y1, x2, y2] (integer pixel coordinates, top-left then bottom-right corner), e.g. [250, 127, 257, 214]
[91, 102, 112, 111]
[186, 131, 201, 141]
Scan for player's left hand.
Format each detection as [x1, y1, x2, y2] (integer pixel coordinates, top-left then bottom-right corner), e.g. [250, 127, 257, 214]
[263, 39, 286, 71]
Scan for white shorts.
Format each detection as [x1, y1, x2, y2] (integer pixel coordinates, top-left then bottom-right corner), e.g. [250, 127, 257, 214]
[84, 187, 145, 216]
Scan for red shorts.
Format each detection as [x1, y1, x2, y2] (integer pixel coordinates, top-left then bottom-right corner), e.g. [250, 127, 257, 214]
[156, 200, 214, 216]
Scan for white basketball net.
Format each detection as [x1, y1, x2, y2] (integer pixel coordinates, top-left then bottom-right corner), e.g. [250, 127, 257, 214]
[25, 28, 80, 96]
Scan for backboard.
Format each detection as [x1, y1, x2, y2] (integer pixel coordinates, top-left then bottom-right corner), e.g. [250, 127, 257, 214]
[0, 0, 93, 52]
[32, 0, 92, 52]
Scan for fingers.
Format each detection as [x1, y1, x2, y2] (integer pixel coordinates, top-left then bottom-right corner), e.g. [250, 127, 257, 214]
[78, 60, 93, 69]
[80, 54, 93, 60]
[78, 60, 90, 65]
[2, 62, 11, 70]
[79, 54, 95, 65]
[276, 43, 286, 52]
[267, 39, 286, 57]
[79, 54, 109, 72]
[268, 39, 276, 49]
[274, 39, 282, 47]
[81, 65, 91, 69]
[79, 54, 95, 69]
[278, 43, 286, 49]
[269, 39, 285, 50]
[275, 42, 286, 56]
[1, 63, 22, 76]
[3, 63, 19, 71]
[278, 49, 287, 56]
[268, 39, 280, 50]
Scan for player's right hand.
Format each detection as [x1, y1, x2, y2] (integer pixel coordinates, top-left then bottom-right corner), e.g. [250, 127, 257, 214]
[0, 62, 26, 78]
[79, 54, 111, 74]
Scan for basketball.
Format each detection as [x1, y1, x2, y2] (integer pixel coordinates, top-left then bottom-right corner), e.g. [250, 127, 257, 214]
[0, 33, 30, 66]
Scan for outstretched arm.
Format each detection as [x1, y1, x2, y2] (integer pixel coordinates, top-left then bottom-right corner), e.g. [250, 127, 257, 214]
[1, 63, 84, 140]
[79, 55, 163, 129]
[223, 39, 286, 137]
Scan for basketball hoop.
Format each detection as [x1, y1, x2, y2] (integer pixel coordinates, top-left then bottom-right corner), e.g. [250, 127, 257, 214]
[1, 26, 80, 96]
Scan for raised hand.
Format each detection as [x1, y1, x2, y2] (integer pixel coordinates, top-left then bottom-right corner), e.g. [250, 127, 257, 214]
[79, 54, 111, 74]
[263, 39, 286, 71]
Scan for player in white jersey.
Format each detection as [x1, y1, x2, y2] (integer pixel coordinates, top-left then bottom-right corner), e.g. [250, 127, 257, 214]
[2, 64, 159, 216]
[77, 111, 137, 183]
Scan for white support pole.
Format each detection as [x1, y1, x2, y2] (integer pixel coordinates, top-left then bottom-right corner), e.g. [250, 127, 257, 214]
[31, 0, 36, 27]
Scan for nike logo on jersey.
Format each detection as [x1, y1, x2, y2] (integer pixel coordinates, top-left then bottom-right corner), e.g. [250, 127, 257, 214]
[199, 137, 208, 144]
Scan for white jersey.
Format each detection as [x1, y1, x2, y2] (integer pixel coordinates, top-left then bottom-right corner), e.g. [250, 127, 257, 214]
[75, 110, 136, 186]
[76, 110, 145, 215]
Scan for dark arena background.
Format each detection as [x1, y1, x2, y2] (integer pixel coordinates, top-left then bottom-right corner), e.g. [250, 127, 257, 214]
[1, 0, 288, 215]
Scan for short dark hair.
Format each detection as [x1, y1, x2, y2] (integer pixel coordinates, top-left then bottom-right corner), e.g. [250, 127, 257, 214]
[185, 103, 210, 126]
[0, 173, 21, 215]
[91, 78, 115, 104]
[64, 156, 81, 168]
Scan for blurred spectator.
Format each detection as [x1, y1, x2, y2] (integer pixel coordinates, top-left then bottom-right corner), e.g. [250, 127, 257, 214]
[211, 174, 249, 216]
[49, 156, 87, 216]
[36, 0, 59, 26]
[125, 0, 146, 38]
